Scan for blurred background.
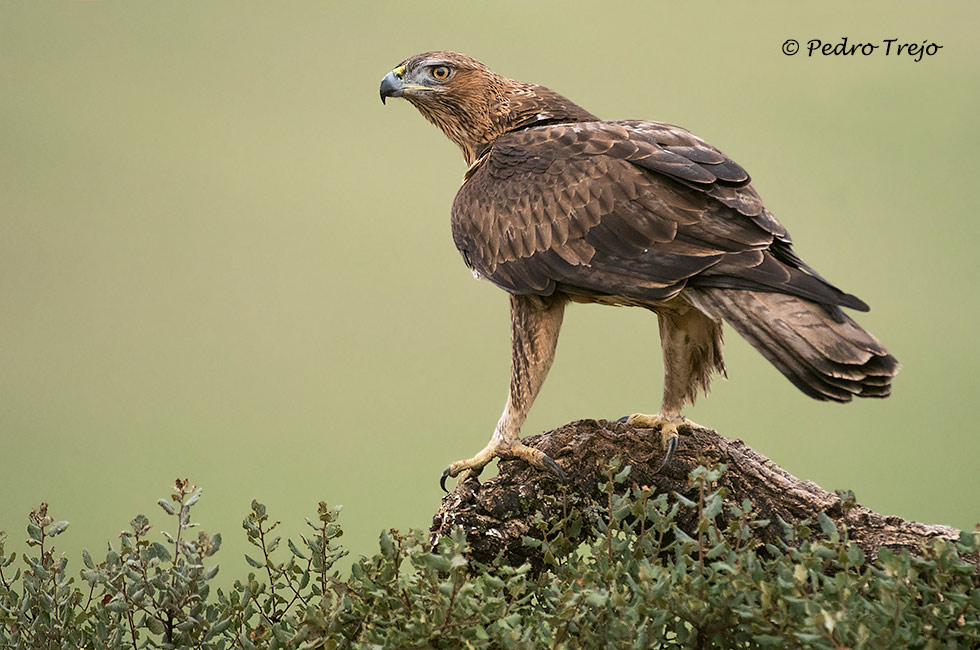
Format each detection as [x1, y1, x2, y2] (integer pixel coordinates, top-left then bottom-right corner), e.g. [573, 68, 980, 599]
[2, 1, 977, 581]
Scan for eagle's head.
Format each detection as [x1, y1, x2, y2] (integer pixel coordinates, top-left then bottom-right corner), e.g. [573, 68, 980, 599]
[379, 51, 493, 107]
[380, 51, 596, 165]
[380, 51, 504, 164]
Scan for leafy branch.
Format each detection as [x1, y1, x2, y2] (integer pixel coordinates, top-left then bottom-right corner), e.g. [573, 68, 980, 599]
[0, 469, 977, 649]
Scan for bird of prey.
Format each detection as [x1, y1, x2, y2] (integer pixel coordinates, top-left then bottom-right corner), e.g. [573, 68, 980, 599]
[379, 51, 898, 491]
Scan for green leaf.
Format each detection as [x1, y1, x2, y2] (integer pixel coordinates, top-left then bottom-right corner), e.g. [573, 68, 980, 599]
[244, 554, 264, 569]
[186, 488, 202, 507]
[146, 615, 165, 635]
[288, 538, 307, 559]
[817, 512, 838, 541]
[379, 530, 394, 558]
[793, 563, 808, 584]
[150, 541, 172, 562]
[40, 592, 56, 612]
[957, 530, 977, 550]
[754, 634, 785, 646]
[675, 494, 696, 508]
[106, 594, 129, 612]
[614, 465, 632, 484]
[706, 542, 729, 559]
[795, 632, 823, 643]
[48, 520, 70, 536]
[703, 495, 724, 519]
[585, 591, 608, 608]
[211, 616, 232, 635]
[158, 499, 175, 515]
[421, 554, 451, 573]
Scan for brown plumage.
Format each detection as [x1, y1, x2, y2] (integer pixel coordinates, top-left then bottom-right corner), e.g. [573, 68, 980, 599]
[380, 51, 898, 488]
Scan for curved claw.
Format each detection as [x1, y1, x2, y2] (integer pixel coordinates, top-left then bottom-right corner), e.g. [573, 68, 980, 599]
[541, 454, 567, 482]
[655, 435, 678, 474]
[440, 467, 478, 493]
[441, 446, 565, 492]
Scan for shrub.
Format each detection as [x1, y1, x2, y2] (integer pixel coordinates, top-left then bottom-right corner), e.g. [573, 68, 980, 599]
[1, 466, 977, 649]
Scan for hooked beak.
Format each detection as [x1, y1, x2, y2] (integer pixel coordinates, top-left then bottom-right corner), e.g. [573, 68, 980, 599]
[380, 67, 406, 104]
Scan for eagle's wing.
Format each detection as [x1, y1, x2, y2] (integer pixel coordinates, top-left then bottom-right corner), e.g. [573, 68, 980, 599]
[451, 120, 866, 311]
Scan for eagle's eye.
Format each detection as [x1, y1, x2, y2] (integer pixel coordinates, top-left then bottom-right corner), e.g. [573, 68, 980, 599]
[430, 65, 451, 81]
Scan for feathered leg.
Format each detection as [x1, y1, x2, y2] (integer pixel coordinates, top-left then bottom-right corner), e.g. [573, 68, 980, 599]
[441, 294, 566, 491]
[627, 305, 726, 471]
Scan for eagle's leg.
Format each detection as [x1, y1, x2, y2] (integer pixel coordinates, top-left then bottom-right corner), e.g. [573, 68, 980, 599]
[627, 305, 725, 472]
[441, 294, 566, 491]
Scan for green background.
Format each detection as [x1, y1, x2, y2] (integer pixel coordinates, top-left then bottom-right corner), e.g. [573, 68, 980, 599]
[2, 1, 977, 579]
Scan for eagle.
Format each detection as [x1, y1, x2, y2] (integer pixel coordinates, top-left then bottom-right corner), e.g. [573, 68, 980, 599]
[379, 51, 898, 491]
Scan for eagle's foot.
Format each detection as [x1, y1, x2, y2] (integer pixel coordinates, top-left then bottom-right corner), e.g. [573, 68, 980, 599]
[623, 412, 695, 473]
[440, 441, 565, 493]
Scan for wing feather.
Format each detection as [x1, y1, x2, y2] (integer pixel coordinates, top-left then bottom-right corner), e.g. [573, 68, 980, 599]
[451, 120, 862, 308]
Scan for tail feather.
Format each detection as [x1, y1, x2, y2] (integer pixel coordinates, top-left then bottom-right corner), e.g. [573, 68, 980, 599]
[691, 289, 898, 402]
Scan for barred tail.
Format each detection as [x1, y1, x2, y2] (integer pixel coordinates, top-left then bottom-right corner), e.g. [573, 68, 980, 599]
[692, 289, 899, 402]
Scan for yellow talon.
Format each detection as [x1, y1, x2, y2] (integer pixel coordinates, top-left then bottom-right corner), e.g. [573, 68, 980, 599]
[440, 442, 565, 492]
[624, 413, 694, 473]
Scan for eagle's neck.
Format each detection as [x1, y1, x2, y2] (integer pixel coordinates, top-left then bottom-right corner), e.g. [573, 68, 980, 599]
[410, 77, 598, 166]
